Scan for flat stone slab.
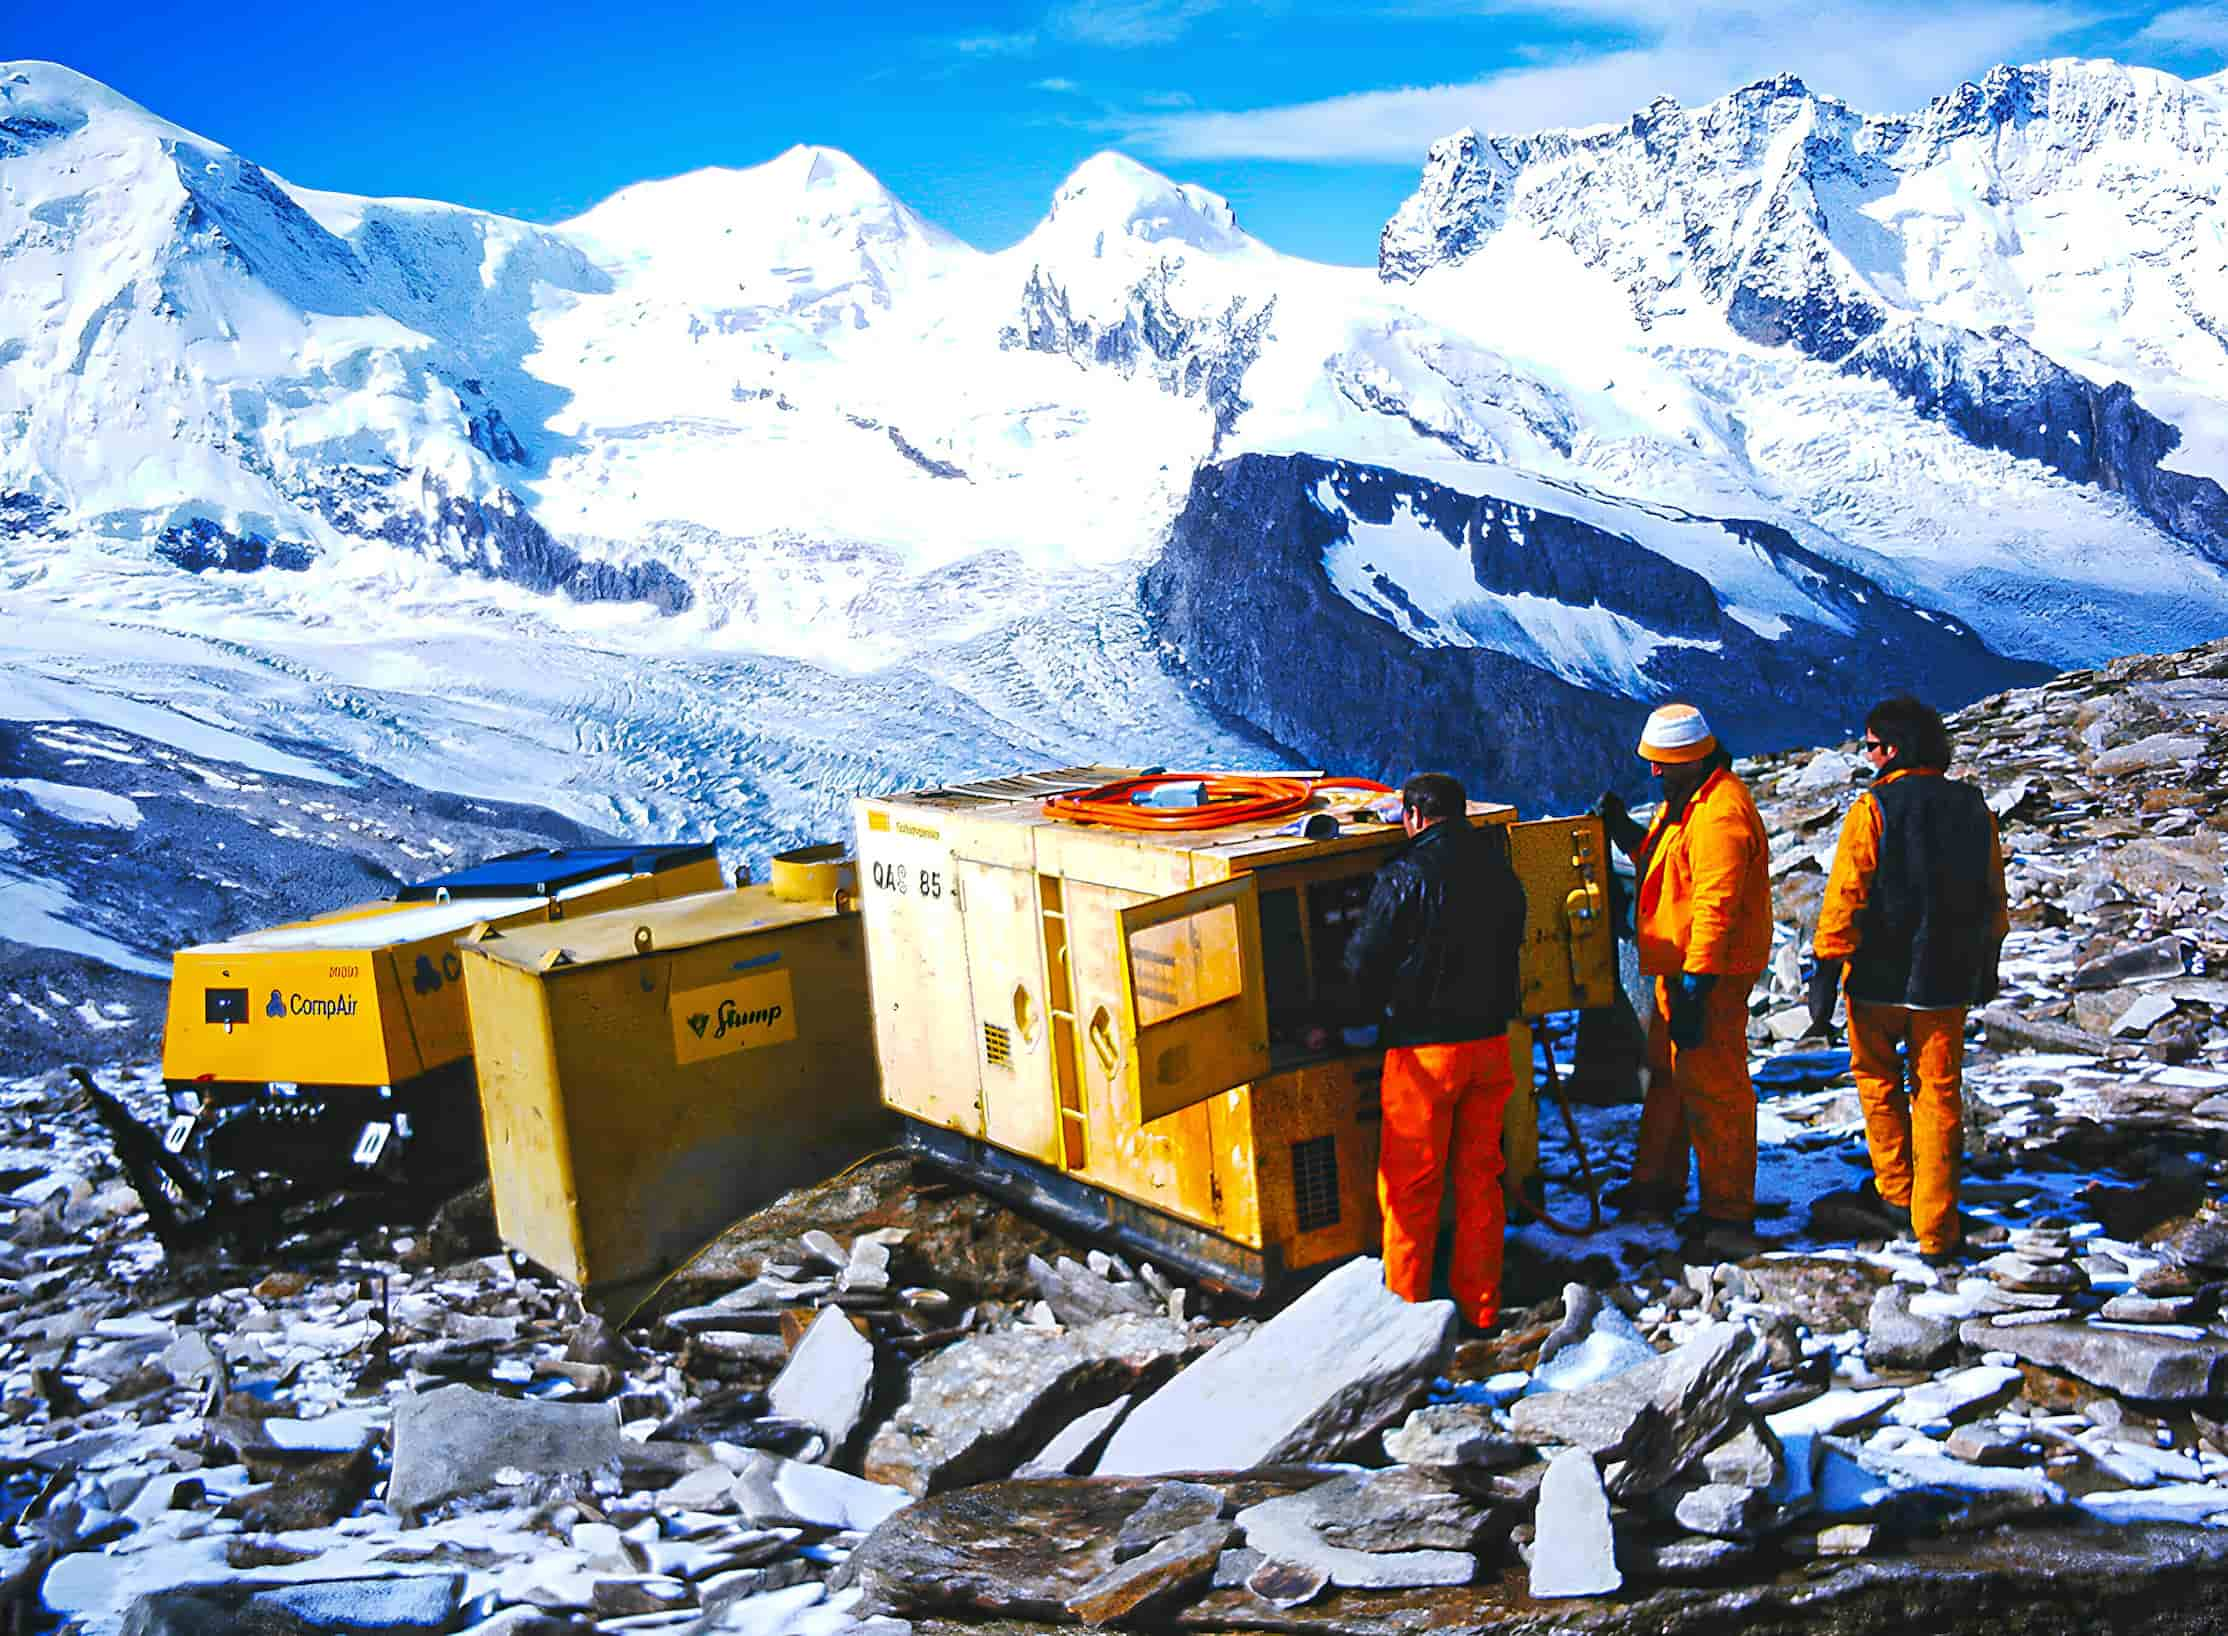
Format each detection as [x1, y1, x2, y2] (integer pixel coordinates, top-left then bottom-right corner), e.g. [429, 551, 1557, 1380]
[733, 1451, 911, 1532]
[1382, 1404, 1531, 1472]
[839, 1474, 1310, 1622]
[865, 1312, 1205, 1494]
[1067, 1519, 1235, 1624]
[1529, 1449, 1620, 1599]
[767, 1305, 875, 1457]
[1116, 1480, 1227, 1559]
[1097, 1259, 1454, 1476]
[386, 1385, 625, 1521]
[1282, 1468, 1496, 1554]
[1236, 1486, 1476, 1590]
[1020, 1396, 1133, 1478]
[1958, 1318, 2228, 1402]
[1889, 1366, 2023, 1429]
[1818, 1441, 2064, 1531]
[120, 1574, 465, 1635]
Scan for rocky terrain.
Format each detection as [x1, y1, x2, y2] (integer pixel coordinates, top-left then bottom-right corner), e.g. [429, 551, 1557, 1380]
[1, 638, 2226, 1633]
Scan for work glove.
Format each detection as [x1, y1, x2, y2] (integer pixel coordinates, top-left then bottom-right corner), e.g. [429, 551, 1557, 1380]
[1806, 958, 1845, 1039]
[1667, 971, 1717, 1049]
[1596, 789, 1643, 857]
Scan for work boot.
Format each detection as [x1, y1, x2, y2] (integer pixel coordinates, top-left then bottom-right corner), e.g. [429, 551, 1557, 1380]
[1855, 1178, 1912, 1231]
[1605, 1179, 1680, 1221]
[1679, 1214, 1763, 1260]
[1810, 1180, 1908, 1240]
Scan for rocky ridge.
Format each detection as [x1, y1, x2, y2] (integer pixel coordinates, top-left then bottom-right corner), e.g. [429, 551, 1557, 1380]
[0, 640, 2226, 1631]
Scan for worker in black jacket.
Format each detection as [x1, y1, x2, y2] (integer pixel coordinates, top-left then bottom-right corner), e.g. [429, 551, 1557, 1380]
[1339, 773, 1528, 1329]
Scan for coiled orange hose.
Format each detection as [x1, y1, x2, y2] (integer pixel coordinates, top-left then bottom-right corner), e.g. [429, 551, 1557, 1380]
[1042, 773, 1395, 832]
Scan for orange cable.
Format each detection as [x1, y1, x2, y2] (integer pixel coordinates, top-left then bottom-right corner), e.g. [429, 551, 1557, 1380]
[1041, 773, 1394, 832]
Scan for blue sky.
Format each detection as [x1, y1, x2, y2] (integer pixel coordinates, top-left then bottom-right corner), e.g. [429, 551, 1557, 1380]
[17, 1, 2227, 264]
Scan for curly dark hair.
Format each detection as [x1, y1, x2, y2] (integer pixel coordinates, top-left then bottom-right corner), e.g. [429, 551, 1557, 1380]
[1865, 695, 1953, 770]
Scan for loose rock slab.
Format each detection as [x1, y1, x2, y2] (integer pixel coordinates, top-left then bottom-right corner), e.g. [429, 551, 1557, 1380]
[1889, 1366, 2023, 1429]
[839, 1474, 1306, 1622]
[767, 1305, 875, 1457]
[1096, 1259, 1453, 1476]
[733, 1451, 911, 1531]
[1866, 1284, 1958, 1371]
[387, 1385, 625, 1520]
[1956, 1318, 2228, 1402]
[1382, 1403, 1530, 1472]
[1282, 1468, 1496, 1554]
[1066, 1519, 1234, 1625]
[1019, 1396, 1133, 1479]
[1530, 1449, 1621, 1599]
[1235, 1483, 1476, 1590]
[865, 1312, 1203, 1494]
[121, 1574, 465, 1635]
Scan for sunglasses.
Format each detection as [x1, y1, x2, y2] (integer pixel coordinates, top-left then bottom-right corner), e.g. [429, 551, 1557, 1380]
[1863, 738, 1887, 752]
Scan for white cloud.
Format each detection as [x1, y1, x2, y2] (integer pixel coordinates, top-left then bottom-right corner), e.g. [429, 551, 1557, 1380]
[2137, 5, 2228, 50]
[1034, 75, 1085, 92]
[1129, 0, 2104, 161]
[952, 29, 1041, 55]
[1049, 0, 1232, 46]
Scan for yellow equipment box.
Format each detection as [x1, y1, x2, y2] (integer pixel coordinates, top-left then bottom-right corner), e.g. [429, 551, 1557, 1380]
[853, 770, 1616, 1295]
[462, 845, 889, 1293]
[156, 844, 724, 1200]
[163, 844, 724, 1097]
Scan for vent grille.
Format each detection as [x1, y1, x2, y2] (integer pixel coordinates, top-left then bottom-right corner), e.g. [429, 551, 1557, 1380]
[1291, 1135, 1341, 1233]
[982, 1022, 1012, 1069]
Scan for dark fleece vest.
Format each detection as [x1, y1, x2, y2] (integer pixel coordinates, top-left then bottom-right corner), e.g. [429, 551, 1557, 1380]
[1848, 773, 1999, 1008]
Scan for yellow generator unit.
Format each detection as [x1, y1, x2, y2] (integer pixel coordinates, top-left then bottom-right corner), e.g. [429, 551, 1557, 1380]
[462, 845, 888, 1297]
[854, 770, 1616, 1296]
[150, 845, 722, 1226]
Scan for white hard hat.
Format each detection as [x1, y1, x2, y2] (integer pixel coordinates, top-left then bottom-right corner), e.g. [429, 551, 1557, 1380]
[1638, 703, 1718, 764]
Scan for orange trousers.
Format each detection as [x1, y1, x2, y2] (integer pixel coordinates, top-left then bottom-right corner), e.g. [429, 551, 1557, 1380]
[1848, 1000, 1966, 1254]
[1378, 1035, 1514, 1329]
[1633, 975, 1758, 1223]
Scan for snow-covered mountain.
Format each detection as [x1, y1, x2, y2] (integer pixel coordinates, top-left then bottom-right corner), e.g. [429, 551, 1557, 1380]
[1377, 60, 2228, 640]
[3, 56, 2227, 989]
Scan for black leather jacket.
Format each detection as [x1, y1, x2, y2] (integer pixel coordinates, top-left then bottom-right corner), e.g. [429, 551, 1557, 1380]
[1343, 820, 1528, 1046]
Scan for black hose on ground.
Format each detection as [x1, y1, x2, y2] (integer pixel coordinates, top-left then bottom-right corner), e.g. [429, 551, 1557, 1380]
[1525, 1020, 1604, 1238]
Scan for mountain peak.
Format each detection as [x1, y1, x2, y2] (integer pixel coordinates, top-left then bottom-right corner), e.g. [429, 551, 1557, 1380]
[1038, 150, 1248, 255]
[560, 143, 963, 276]
[773, 142, 882, 194]
[0, 59, 201, 148]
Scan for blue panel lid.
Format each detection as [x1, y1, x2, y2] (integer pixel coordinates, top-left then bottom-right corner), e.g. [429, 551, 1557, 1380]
[395, 842, 717, 901]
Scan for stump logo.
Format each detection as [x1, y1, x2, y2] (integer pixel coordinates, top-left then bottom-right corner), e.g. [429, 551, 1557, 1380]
[671, 969, 796, 1064]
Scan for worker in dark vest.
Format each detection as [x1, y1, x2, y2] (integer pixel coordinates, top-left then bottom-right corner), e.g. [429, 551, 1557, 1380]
[1339, 773, 1528, 1331]
[1808, 696, 2008, 1266]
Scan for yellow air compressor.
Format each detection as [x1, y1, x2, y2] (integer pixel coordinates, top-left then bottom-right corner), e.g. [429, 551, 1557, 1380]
[147, 844, 722, 1234]
[462, 845, 888, 1296]
[854, 769, 1617, 1296]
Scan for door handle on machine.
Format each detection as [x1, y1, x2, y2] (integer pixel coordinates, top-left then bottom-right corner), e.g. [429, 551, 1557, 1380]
[1087, 1005, 1120, 1075]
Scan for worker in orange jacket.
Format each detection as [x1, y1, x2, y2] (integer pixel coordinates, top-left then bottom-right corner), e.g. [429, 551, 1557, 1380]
[1599, 704, 1772, 1238]
[1808, 696, 2008, 1265]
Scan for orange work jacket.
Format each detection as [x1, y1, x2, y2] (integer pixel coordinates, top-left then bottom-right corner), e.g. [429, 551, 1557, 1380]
[1635, 764, 1772, 978]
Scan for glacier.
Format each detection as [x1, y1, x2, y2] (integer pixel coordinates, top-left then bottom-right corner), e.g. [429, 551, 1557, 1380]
[2, 55, 2226, 990]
